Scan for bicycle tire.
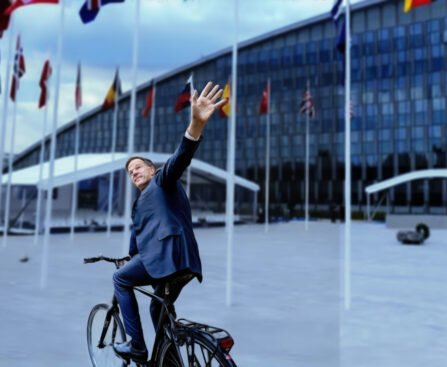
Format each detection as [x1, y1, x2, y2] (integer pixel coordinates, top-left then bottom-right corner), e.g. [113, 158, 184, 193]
[87, 303, 127, 367]
[156, 331, 236, 367]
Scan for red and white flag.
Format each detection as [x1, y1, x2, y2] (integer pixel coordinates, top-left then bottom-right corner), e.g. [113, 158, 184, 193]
[142, 84, 154, 119]
[10, 35, 25, 102]
[299, 89, 315, 118]
[38, 59, 52, 108]
[259, 82, 269, 115]
[75, 63, 82, 110]
[5, 0, 59, 16]
[0, 1, 11, 38]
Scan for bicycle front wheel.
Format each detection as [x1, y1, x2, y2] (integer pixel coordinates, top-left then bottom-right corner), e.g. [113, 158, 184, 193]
[157, 332, 236, 367]
[87, 303, 127, 367]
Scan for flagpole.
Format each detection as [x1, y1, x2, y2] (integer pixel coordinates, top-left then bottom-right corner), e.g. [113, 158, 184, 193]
[41, 0, 65, 288]
[344, 0, 352, 310]
[2, 81, 18, 247]
[69, 110, 80, 240]
[19, 188, 25, 228]
[34, 86, 50, 244]
[0, 20, 14, 232]
[305, 79, 310, 231]
[225, 0, 238, 307]
[149, 82, 156, 153]
[264, 78, 271, 232]
[107, 71, 119, 237]
[122, 0, 140, 255]
[70, 62, 81, 240]
[186, 73, 194, 198]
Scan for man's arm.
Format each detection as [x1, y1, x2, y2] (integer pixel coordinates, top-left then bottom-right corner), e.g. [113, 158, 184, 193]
[156, 81, 227, 187]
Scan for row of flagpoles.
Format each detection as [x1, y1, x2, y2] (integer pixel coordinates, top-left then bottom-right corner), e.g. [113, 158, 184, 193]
[0, 0, 146, 288]
[0, 0, 345, 305]
[0, 0, 296, 306]
[0, 0, 434, 305]
[0, 30, 318, 237]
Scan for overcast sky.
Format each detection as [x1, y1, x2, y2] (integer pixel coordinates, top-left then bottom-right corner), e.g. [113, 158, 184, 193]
[0, 0, 363, 154]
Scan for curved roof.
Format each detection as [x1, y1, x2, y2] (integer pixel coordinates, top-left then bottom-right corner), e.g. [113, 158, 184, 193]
[1, 153, 260, 192]
[365, 169, 447, 194]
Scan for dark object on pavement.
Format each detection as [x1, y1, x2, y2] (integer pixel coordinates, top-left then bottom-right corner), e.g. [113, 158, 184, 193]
[19, 256, 29, 263]
[397, 223, 430, 245]
[415, 223, 430, 240]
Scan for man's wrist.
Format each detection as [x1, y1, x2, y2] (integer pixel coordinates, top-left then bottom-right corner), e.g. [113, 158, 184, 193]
[185, 128, 200, 141]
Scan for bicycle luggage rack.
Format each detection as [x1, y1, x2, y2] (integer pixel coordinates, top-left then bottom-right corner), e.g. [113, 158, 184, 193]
[177, 319, 235, 352]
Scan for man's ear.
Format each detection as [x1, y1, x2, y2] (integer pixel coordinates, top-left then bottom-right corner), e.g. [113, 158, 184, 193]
[150, 166, 156, 177]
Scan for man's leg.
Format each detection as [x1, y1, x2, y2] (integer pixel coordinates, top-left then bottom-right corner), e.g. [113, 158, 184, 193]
[113, 254, 154, 349]
[150, 277, 188, 330]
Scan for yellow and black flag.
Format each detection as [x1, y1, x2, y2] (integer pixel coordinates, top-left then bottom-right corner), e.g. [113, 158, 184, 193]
[403, 0, 435, 13]
[102, 68, 121, 110]
[219, 82, 231, 118]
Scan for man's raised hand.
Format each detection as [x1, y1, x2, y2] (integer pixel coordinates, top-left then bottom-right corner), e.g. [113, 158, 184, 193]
[188, 82, 227, 139]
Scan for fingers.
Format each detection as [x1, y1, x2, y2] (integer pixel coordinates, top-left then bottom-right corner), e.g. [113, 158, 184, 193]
[207, 84, 220, 100]
[214, 97, 228, 110]
[191, 89, 199, 103]
[210, 88, 223, 104]
[200, 82, 213, 98]
[200, 81, 223, 100]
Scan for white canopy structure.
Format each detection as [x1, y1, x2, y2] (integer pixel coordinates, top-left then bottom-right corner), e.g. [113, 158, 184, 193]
[1, 153, 260, 193]
[364, 169, 447, 220]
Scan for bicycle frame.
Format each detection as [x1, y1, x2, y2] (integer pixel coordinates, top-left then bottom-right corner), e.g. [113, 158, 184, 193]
[97, 297, 121, 349]
[133, 285, 186, 366]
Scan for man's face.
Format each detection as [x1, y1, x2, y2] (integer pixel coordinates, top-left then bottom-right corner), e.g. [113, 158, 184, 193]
[127, 159, 155, 191]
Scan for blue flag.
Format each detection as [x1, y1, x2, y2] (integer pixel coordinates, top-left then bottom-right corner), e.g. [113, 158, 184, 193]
[331, 0, 343, 23]
[331, 0, 346, 54]
[79, 0, 125, 24]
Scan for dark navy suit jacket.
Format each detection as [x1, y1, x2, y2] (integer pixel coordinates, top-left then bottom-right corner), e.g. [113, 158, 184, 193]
[129, 136, 202, 282]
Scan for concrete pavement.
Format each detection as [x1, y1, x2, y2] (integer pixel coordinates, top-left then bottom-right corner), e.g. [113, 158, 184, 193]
[0, 220, 446, 366]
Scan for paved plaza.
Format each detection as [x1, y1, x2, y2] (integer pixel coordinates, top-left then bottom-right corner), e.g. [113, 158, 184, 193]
[0, 220, 446, 367]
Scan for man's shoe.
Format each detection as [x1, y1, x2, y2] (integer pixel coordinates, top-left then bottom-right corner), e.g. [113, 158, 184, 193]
[113, 340, 148, 363]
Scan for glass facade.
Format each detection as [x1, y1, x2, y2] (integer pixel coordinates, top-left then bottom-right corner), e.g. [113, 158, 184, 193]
[13, 0, 447, 216]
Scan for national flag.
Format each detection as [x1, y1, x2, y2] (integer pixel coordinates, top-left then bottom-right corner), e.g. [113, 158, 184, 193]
[404, 0, 435, 12]
[300, 89, 315, 118]
[0, 0, 11, 38]
[219, 82, 231, 118]
[38, 59, 52, 108]
[142, 83, 154, 119]
[331, 0, 346, 54]
[174, 75, 192, 113]
[5, 0, 59, 15]
[259, 82, 269, 115]
[102, 68, 121, 110]
[10, 35, 25, 102]
[79, 0, 125, 24]
[75, 63, 82, 110]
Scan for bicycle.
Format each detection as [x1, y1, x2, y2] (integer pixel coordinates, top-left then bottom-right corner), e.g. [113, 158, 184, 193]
[84, 255, 238, 367]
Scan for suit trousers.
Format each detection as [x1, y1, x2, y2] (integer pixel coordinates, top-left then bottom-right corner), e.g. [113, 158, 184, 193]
[112, 254, 184, 349]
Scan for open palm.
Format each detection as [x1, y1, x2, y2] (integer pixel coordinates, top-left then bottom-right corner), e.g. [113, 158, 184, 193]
[191, 82, 227, 127]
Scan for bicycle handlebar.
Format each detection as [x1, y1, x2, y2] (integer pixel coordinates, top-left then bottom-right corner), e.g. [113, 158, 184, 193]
[83, 255, 131, 265]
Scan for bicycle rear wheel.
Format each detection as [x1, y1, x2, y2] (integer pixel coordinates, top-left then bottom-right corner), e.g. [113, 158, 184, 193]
[156, 332, 236, 367]
[87, 303, 127, 367]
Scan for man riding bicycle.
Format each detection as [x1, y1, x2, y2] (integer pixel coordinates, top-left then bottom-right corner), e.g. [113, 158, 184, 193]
[112, 81, 226, 363]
